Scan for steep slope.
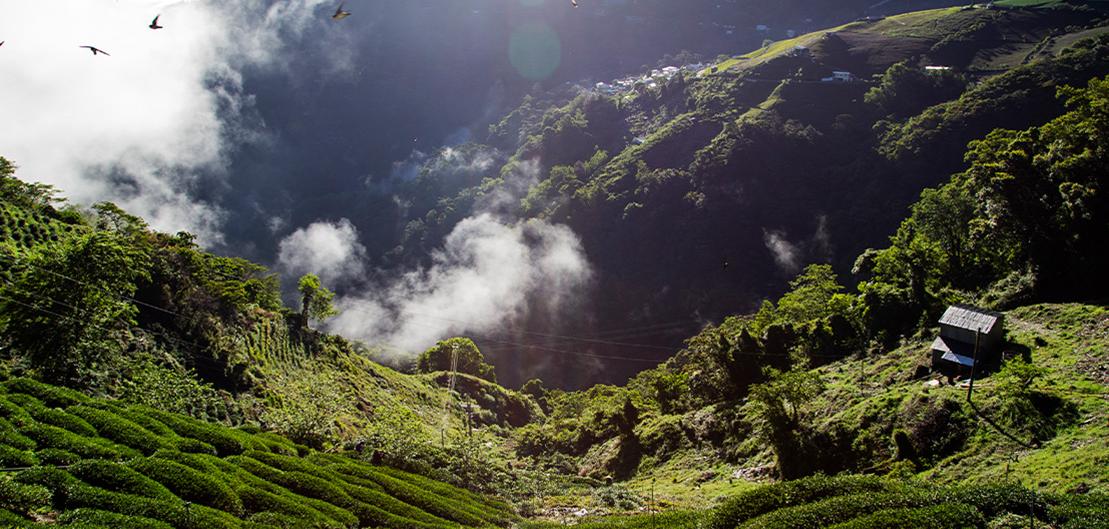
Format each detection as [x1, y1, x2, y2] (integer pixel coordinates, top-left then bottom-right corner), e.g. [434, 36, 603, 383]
[390, 2, 1109, 387]
[510, 71, 1109, 520]
[0, 159, 541, 502]
[0, 377, 516, 528]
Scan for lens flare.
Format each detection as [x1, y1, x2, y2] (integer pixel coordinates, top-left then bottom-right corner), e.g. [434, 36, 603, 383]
[509, 22, 562, 81]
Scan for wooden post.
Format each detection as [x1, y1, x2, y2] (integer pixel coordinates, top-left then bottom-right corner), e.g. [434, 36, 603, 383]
[967, 327, 981, 403]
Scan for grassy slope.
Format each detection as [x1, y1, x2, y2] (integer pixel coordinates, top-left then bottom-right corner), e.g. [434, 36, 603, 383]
[0, 181, 539, 448]
[530, 304, 1108, 526]
[709, 3, 1108, 75]
[0, 376, 516, 529]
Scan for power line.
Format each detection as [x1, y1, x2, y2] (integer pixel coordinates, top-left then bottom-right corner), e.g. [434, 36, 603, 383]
[0, 248, 180, 319]
[397, 309, 689, 352]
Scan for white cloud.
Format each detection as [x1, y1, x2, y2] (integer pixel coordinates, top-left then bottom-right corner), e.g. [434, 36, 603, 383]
[327, 214, 593, 356]
[0, 0, 338, 244]
[277, 218, 367, 287]
[763, 229, 801, 274]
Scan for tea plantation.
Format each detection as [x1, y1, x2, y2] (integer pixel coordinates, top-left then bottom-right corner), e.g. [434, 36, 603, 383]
[0, 377, 516, 528]
[522, 474, 1107, 529]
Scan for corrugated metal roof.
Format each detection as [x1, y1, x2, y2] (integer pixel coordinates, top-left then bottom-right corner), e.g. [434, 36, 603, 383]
[938, 304, 1001, 334]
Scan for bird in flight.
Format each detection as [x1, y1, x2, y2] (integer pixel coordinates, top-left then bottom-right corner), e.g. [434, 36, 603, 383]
[0, 41, 5, 48]
[571, 0, 579, 7]
[80, 45, 110, 56]
[149, 15, 163, 30]
[332, 2, 351, 20]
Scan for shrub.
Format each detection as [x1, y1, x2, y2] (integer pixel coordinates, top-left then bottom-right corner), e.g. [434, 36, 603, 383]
[243, 511, 313, 529]
[3, 378, 89, 407]
[709, 475, 896, 529]
[0, 476, 51, 513]
[339, 481, 454, 527]
[245, 450, 333, 478]
[36, 448, 80, 466]
[1049, 492, 1109, 529]
[13, 467, 80, 508]
[0, 417, 36, 451]
[0, 508, 33, 528]
[245, 432, 298, 456]
[130, 457, 244, 516]
[522, 510, 704, 529]
[231, 455, 286, 483]
[951, 484, 1046, 519]
[69, 459, 176, 502]
[113, 406, 177, 437]
[235, 486, 347, 529]
[68, 405, 172, 455]
[151, 449, 224, 477]
[0, 444, 36, 467]
[143, 408, 244, 456]
[64, 482, 243, 529]
[0, 396, 34, 425]
[826, 503, 985, 528]
[19, 422, 138, 460]
[350, 468, 488, 527]
[6, 395, 97, 437]
[737, 490, 942, 529]
[58, 508, 175, 529]
[375, 464, 514, 516]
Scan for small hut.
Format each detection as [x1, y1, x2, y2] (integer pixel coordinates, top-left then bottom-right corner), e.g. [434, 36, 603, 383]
[930, 305, 1004, 376]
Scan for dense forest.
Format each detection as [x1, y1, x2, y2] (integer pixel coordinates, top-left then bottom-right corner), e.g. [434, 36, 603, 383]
[0, 1, 1108, 528]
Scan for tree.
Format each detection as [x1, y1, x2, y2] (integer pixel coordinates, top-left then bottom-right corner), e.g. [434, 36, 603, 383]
[865, 61, 966, 119]
[748, 365, 824, 479]
[297, 274, 338, 328]
[416, 337, 496, 382]
[260, 369, 350, 449]
[776, 264, 851, 324]
[0, 231, 151, 387]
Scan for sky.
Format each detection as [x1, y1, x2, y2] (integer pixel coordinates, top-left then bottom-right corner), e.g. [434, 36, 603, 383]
[0, 0, 647, 369]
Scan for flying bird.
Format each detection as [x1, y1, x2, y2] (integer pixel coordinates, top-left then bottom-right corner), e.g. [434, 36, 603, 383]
[0, 41, 5, 48]
[80, 45, 110, 56]
[332, 2, 351, 20]
[572, 0, 579, 7]
[149, 15, 163, 30]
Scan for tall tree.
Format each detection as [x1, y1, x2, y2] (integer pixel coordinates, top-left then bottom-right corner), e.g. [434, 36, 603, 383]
[297, 274, 338, 328]
[0, 231, 150, 387]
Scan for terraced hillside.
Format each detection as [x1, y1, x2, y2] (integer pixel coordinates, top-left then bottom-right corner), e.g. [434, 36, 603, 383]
[0, 160, 539, 463]
[522, 475, 1108, 529]
[0, 377, 516, 528]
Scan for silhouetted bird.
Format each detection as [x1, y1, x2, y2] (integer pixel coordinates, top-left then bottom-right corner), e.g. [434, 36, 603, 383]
[80, 46, 110, 56]
[332, 2, 351, 20]
[149, 15, 163, 30]
[0, 41, 5, 48]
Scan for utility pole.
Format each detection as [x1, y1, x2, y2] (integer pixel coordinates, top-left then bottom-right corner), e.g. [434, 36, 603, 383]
[440, 343, 459, 447]
[967, 327, 982, 403]
[651, 478, 656, 527]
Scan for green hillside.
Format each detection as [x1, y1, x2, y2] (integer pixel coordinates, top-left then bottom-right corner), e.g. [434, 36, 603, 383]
[0, 377, 515, 529]
[2, 3, 1109, 528]
[391, 3, 1109, 390]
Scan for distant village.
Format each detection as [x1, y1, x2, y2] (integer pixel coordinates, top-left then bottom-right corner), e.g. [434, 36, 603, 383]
[590, 64, 706, 96]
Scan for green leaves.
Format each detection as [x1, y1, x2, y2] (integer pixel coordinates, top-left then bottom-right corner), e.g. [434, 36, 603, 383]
[0, 231, 150, 387]
[297, 273, 339, 327]
[416, 337, 497, 383]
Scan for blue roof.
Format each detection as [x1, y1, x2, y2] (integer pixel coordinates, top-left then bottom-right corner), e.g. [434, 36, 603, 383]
[941, 351, 976, 367]
[932, 336, 978, 367]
